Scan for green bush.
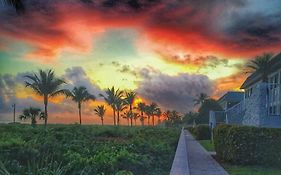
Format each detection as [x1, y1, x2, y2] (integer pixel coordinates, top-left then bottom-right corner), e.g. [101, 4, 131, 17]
[0, 124, 180, 175]
[214, 125, 281, 166]
[186, 124, 211, 140]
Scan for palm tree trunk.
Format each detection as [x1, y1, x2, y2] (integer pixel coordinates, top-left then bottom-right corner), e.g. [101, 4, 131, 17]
[117, 111, 120, 125]
[101, 118, 104, 126]
[113, 109, 116, 126]
[44, 95, 48, 128]
[148, 116, 150, 126]
[141, 112, 144, 126]
[78, 103, 82, 125]
[152, 115, 154, 126]
[130, 118, 133, 127]
[134, 118, 136, 126]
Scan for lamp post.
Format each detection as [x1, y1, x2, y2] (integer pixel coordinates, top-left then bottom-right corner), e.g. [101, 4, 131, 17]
[12, 103, 16, 123]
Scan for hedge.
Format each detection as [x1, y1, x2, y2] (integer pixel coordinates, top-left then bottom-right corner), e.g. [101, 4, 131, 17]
[186, 124, 211, 140]
[214, 125, 281, 166]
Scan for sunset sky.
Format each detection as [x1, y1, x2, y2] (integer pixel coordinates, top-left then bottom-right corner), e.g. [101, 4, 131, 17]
[1, 0, 281, 124]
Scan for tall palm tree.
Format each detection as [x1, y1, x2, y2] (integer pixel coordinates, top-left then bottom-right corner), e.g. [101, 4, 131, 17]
[246, 53, 273, 82]
[144, 103, 158, 126]
[100, 87, 123, 126]
[24, 69, 67, 128]
[124, 91, 136, 112]
[193, 93, 209, 106]
[150, 103, 158, 126]
[66, 86, 95, 125]
[137, 102, 146, 126]
[124, 91, 136, 126]
[115, 97, 127, 125]
[19, 107, 43, 127]
[133, 112, 139, 126]
[94, 105, 106, 125]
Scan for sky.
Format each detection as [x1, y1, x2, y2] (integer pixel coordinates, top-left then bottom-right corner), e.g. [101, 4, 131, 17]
[1, 0, 281, 124]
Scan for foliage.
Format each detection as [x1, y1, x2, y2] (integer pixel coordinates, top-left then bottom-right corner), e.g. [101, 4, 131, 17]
[66, 86, 95, 125]
[0, 124, 179, 175]
[19, 107, 44, 127]
[214, 125, 281, 166]
[182, 112, 198, 125]
[193, 93, 209, 106]
[197, 99, 222, 124]
[246, 53, 273, 82]
[164, 110, 182, 127]
[186, 124, 211, 140]
[223, 164, 281, 175]
[24, 69, 67, 128]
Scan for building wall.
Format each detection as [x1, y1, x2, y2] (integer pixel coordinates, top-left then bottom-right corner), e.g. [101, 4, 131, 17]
[243, 83, 268, 126]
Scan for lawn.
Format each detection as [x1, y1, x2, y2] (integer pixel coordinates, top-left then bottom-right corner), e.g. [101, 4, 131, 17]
[198, 140, 281, 175]
[0, 124, 180, 175]
[198, 140, 214, 151]
[223, 165, 281, 175]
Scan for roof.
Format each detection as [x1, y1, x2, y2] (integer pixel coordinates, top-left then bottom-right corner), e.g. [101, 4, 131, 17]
[218, 91, 244, 104]
[240, 52, 281, 89]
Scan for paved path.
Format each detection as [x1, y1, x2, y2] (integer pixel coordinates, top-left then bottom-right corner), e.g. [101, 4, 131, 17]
[185, 131, 229, 175]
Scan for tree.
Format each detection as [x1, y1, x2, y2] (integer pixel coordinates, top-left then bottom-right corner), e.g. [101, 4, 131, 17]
[194, 93, 209, 106]
[66, 86, 95, 125]
[94, 105, 106, 125]
[124, 91, 136, 126]
[19, 107, 43, 127]
[121, 110, 133, 126]
[133, 112, 139, 126]
[165, 110, 182, 127]
[155, 107, 162, 125]
[144, 103, 158, 126]
[24, 69, 67, 128]
[182, 112, 198, 125]
[137, 102, 146, 126]
[197, 98, 222, 124]
[246, 53, 273, 82]
[115, 97, 127, 125]
[100, 87, 123, 126]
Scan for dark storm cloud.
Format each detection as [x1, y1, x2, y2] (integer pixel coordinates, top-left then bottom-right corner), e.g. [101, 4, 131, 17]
[137, 70, 213, 113]
[1, 0, 280, 61]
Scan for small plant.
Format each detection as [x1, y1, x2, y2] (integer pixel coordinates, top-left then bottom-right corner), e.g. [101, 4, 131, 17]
[19, 107, 44, 127]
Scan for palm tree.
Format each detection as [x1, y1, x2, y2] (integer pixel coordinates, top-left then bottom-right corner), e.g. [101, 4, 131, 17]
[19, 107, 43, 127]
[124, 91, 136, 126]
[121, 110, 133, 126]
[100, 87, 123, 126]
[150, 103, 158, 126]
[193, 93, 209, 106]
[24, 69, 67, 128]
[94, 105, 106, 125]
[155, 108, 162, 125]
[66, 86, 95, 125]
[137, 102, 146, 126]
[246, 53, 273, 82]
[115, 97, 127, 125]
[133, 112, 139, 126]
[144, 103, 158, 126]
[162, 110, 171, 121]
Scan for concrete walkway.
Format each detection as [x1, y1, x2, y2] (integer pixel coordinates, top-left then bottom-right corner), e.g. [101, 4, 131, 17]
[185, 131, 229, 175]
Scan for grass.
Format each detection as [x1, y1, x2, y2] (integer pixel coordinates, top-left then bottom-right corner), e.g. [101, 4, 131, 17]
[0, 124, 180, 175]
[198, 140, 281, 175]
[198, 140, 214, 151]
[223, 164, 281, 175]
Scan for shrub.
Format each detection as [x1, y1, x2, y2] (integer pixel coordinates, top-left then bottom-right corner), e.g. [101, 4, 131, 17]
[186, 124, 211, 140]
[214, 125, 281, 166]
